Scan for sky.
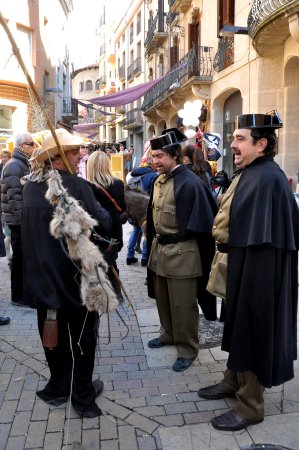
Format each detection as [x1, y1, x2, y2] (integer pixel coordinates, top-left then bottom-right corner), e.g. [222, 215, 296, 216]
[67, 0, 101, 69]
[67, 0, 130, 69]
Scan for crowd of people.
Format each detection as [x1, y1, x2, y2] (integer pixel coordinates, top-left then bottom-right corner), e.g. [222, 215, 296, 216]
[0, 111, 298, 431]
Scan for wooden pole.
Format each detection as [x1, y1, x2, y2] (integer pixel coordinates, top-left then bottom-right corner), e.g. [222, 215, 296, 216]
[0, 11, 74, 173]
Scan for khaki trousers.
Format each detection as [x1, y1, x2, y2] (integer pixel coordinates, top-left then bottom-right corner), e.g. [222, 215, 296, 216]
[220, 368, 264, 420]
[153, 274, 199, 359]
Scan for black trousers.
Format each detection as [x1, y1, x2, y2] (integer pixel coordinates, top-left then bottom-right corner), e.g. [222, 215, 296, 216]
[8, 225, 24, 303]
[0, 218, 5, 257]
[37, 305, 99, 411]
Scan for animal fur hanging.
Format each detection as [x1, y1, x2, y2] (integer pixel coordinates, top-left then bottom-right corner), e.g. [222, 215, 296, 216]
[45, 169, 118, 313]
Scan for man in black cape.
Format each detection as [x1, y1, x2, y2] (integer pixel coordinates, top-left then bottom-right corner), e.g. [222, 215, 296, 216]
[198, 111, 299, 431]
[146, 128, 218, 372]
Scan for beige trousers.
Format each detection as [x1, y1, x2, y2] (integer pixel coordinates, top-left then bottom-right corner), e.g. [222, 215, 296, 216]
[153, 274, 199, 360]
[220, 368, 264, 420]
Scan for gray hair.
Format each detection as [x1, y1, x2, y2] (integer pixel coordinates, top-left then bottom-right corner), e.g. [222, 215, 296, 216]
[14, 132, 33, 148]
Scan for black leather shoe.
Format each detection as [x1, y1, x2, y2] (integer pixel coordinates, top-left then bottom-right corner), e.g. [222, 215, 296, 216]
[198, 383, 236, 400]
[172, 358, 194, 372]
[141, 259, 148, 267]
[126, 257, 138, 265]
[93, 379, 104, 397]
[0, 316, 10, 326]
[211, 410, 264, 431]
[148, 338, 167, 348]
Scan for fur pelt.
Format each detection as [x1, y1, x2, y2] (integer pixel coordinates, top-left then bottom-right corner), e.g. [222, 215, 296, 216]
[124, 186, 149, 234]
[46, 170, 118, 313]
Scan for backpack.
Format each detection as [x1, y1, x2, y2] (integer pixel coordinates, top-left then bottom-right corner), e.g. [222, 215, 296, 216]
[127, 174, 145, 191]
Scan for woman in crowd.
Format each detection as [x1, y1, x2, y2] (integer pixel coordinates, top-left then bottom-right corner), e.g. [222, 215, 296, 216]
[86, 150, 127, 302]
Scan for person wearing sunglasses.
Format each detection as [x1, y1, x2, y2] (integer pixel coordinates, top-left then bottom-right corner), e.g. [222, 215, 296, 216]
[0, 132, 35, 306]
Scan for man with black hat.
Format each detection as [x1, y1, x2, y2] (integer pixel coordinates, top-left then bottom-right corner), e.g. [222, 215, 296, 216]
[198, 111, 299, 431]
[147, 128, 218, 372]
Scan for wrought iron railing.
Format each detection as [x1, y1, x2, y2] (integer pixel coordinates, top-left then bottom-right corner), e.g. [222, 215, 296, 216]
[127, 58, 142, 81]
[248, 0, 293, 36]
[141, 46, 213, 112]
[123, 108, 144, 127]
[166, 11, 179, 26]
[145, 12, 167, 48]
[118, 63, 126, 81]
[213, 38, 234, 72]
[62, 97, 77, 116]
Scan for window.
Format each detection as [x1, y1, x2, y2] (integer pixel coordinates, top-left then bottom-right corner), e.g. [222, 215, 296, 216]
[95, 79, 100, 90]
[130, 23, 134, 44]
[16, 24, 32, 66]
[79, 81, 84, 92]
[136, 11, 141, 35]
[218, 0, 235, 35]
[85, 80, 93, 91]
[0, 105, 14, 137]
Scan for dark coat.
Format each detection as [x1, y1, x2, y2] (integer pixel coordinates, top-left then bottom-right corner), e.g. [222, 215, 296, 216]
[87, 178, 126, 251]
[22, 172, 111, 310]
[1, 149, 29, 225]
[147, 164, 219, 320]
[222, 156, 299, 388]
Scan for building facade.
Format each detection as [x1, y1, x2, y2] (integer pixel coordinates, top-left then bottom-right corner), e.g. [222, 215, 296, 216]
[141, 0, 299, 187]
[0, 0, 75, 148]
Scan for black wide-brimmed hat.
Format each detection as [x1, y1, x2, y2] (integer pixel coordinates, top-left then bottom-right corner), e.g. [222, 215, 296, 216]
[235, 110, 283, 130]
[150, 128, 188, 150]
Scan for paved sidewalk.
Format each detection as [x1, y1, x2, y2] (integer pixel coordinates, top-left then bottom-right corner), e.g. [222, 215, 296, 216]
[0, 223, 298, 450]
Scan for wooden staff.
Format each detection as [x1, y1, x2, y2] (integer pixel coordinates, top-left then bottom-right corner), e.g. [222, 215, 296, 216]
[0, 11, 73, 173]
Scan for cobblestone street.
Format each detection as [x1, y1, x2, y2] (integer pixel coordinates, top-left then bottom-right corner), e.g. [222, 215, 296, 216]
[0, 223, 298, 450]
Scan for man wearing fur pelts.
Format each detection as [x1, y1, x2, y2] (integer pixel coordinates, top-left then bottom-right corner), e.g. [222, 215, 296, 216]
[21, 129, 113, 418]
[147, 128, 218, 372]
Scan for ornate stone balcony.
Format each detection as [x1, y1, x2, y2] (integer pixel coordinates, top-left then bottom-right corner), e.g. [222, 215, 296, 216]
[169, 0, 192, 13]
[248, 0, 299, 56]
[142, 45, 213, 113]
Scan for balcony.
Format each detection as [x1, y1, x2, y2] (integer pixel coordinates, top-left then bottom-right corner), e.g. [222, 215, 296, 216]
[248, 0, 299, 56]
[127, 57, 142, 82]
[118, 63, 126, 81]
[142, 45, 213, 113]
[169, 0, 192, 13]
[123, 108, 144, 129]
[145, 12, 168, 56]
[115, 104, 126, 114]
[213, 38, 234, 72]
[62, 97, 78, 118]
[99, 74, 106, 87]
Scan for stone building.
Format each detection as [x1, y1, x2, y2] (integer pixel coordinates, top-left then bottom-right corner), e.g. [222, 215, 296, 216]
[141, 0, 299, 187]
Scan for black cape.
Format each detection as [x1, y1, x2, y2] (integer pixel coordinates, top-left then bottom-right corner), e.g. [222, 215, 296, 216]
[22, 172, 111, 310]
[222, 156, 299, 388]
[147, 164, 219, 320]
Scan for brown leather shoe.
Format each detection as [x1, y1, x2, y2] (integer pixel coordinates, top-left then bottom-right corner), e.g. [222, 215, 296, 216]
[198, 383, 235, 400]
[211, 410, 264, 431]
